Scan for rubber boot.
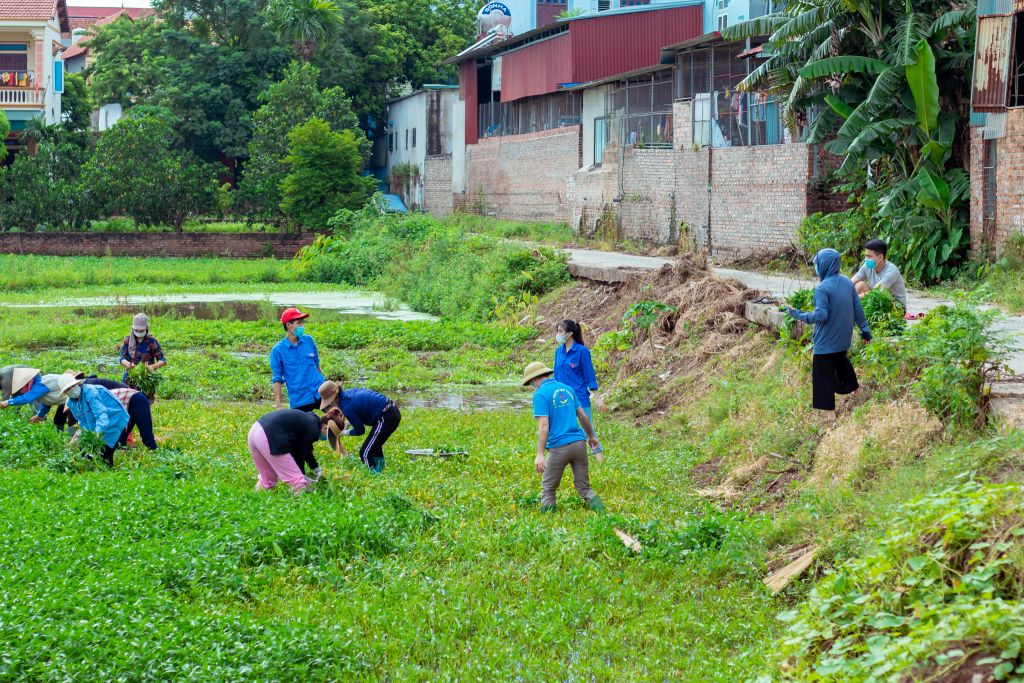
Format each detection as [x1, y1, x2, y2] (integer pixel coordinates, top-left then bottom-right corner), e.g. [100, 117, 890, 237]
[371, 457, 385, 474]
[540, 504, 557, 513]
[587, 495, 606, 514]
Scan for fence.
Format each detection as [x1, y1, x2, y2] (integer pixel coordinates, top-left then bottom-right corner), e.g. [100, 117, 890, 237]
[478, 91, 582, 138]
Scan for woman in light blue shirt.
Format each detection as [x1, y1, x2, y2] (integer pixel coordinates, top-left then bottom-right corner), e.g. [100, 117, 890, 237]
[552, 320, 600, 425]
[58, 373, 131, 467]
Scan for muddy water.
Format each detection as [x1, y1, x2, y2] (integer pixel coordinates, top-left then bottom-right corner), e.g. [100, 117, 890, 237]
[395, 385, 533, 411]
[2, 291, 438, 322]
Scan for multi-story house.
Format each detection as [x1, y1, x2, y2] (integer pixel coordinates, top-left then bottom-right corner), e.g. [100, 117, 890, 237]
[0, 0, 68, 153]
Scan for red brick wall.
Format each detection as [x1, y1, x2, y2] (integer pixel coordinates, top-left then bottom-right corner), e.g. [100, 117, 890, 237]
[0, 232, 317, 259]
[970, 110, 1024, 255]
[466, 126, 582, 224]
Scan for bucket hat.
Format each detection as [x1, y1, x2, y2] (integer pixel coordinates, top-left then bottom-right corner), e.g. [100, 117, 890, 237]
[57, 373, 86, 398]
[318, 380, 339, 410]
[522, 362, 554, 385]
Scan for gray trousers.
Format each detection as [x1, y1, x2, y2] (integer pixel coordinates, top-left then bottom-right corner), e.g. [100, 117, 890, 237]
[541, 440, 596, 507]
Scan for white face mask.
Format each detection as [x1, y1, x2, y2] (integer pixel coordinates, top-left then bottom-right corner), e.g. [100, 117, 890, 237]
[133, 329, 147, 339]
[556, 333, 568, 345]
[66, 386, 81, 400]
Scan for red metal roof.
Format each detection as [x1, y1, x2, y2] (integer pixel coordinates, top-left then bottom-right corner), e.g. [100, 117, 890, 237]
[569, 5, 702, 83]
[501, 33, 573, 101]
[972, 14, 1014, 112]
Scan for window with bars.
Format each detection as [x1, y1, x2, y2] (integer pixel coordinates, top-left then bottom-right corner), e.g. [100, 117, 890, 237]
[412, 128, 416, 147]
[598, 0, 610, 10]
[478, 90, 582, 138]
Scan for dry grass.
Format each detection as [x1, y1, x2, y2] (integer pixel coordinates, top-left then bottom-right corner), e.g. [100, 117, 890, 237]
[809, 402, 943, 488]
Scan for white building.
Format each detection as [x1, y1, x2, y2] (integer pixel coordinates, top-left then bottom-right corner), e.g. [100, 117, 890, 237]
[385, 85, 460, 211]
[0, 0, 68, 150]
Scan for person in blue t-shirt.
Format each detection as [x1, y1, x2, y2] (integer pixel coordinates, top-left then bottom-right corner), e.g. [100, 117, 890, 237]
[523, 362, 605, 514]
[270, 307, 326, 476]
[553, 319, 601, 427]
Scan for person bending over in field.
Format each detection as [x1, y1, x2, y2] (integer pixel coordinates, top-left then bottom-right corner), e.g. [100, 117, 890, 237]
[57, 373, 132, 467]
[322, 384, 400, 474]
[248, 408, 328, 494]
[784, 248, 872, 422]
[522, 361, 605, 514]
[37, 373, 158, 451]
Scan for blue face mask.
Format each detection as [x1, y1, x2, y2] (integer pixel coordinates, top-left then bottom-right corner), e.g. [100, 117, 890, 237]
[866, 259, 876, 269]
[294, 326, 305, 337]
[814, 262, 820, 276]
[319, 433, 327, 441]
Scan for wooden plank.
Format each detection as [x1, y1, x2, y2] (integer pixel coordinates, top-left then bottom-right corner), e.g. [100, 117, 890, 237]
[763, 545, 819, 595]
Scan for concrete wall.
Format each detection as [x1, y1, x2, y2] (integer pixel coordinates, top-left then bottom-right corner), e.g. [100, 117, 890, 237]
[466, 125, 582, 223]
[970, 109, 1024, 255]
[0, 232, 316, 259]
[423, 154, 454, 217]
[581, 85, 610, 170]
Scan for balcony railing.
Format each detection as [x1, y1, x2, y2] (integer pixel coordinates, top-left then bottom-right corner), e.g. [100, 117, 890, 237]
[0, 87, 41, 106]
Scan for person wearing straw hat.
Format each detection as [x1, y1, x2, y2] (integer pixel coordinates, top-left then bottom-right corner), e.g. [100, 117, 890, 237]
[248, 409, 327, 494]
[119, 312, 166, 403]
[37, 372, 159, 451]
[0, 369, 76, 431]
[321, 383, 400, 474]
[0, 367, 49, 410]
[57, 373, 131, 467]
[522, 361, 605, 514]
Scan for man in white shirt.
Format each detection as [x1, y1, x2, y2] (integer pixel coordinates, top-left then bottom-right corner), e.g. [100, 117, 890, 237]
[852, 238, 907, 309]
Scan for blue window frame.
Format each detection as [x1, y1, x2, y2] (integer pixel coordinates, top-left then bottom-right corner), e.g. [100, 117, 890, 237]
[54, 60, 64, 93]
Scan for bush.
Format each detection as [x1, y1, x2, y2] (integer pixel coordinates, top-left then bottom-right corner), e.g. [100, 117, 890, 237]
[797, 209, 874, 268]
[279, 119, 376, 230]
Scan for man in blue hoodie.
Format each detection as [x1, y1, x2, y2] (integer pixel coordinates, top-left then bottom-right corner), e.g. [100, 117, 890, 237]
[785, 249, 872, 421]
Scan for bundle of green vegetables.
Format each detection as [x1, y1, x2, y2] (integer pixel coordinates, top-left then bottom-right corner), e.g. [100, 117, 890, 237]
[861, 286, 906, 336]
[127, 363, 163, 396]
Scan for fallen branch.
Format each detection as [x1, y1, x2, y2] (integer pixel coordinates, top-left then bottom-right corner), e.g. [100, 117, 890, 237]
[768, 452, 810, 472]
[613, 527, 643, 553]
[763, 546, 819, 595]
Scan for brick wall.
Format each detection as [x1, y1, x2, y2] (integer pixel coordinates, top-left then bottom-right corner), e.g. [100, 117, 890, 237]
[423, 154, 454, 217]
[572, 148, 620, 240]
[0, 232, 316, 259]
[466, 126, 582, 224]
[970, 110, 1024, 255]
[620, 147, 676, 243]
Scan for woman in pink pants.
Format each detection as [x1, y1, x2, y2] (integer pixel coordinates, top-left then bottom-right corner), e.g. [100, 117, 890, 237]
[248, 409, 337, 493]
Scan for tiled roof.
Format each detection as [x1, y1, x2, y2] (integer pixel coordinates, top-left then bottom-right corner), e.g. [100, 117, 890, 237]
[64, 9, 134, 58]
[0, 0, 71, 32]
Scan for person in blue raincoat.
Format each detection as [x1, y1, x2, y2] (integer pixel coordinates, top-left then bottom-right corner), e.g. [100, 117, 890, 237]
[57, 372, 131, 467]
[784, 248, 872, 421]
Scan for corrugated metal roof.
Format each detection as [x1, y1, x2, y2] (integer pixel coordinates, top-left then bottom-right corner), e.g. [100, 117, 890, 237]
[661, 30, 722, 52]
[569, 5, 703, 83]
[441, 22, 568, 65]
[559, 64, 672, 91]
[382, 194, 408, 213]
[972, 14, 1014, 112]
[501, 32, 572, 101]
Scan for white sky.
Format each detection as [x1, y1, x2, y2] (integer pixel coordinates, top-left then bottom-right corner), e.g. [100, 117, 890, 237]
[66, 0, 154, 7]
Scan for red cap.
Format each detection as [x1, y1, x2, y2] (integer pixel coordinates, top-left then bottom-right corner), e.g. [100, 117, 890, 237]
[280, 308, 309, 325]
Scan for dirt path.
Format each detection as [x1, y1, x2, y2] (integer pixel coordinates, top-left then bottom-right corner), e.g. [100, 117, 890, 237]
[563, 249, 1024, 378]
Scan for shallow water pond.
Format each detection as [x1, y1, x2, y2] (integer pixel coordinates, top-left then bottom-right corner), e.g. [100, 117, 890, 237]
[0, 291, 437, 322]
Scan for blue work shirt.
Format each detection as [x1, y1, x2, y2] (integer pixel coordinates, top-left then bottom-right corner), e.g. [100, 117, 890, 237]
[338, 388, 391, 436]
[270, 335, 325, 408]
[788, 249, 872, 354]
[553, 342, 598, 408]
[533, 378, 587, 449]
[7, 375, 47, 406]
[65, 384, 130, 448]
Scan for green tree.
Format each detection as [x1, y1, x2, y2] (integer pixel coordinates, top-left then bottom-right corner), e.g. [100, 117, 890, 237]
[87, 13, 167, 107]
[61, 72, 91, 132]
[234, 62, 363, 224]
[83, 114, 220, 232]
[279, 117, 375, 229]
[1, 142, 93, 231]
[271, 0, 342, 64]
[19, 116, 63, 146]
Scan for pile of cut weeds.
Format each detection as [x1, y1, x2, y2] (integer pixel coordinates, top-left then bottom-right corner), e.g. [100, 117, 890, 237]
[538, 253, 771, 417]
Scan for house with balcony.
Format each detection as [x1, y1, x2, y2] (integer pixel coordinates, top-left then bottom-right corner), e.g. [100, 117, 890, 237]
[0, 0, 69, 156]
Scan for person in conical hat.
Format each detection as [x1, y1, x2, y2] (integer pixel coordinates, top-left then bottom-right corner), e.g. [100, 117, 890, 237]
[0, 367, 59, 412]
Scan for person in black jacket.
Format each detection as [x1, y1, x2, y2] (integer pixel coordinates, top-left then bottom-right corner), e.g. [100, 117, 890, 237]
[248, 409, 336, 494]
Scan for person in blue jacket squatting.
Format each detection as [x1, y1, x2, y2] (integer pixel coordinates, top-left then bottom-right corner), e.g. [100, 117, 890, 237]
[318, 380, 400, 474]
[56, 372, 131, 467]
[270, 307, 325, 478]
[784, 248, 872, 422]
[553, 319, 601, 427]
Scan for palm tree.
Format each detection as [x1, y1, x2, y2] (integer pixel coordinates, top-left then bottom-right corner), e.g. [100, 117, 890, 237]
[19, 115, 63, 147]
[273, 0, 342, 65]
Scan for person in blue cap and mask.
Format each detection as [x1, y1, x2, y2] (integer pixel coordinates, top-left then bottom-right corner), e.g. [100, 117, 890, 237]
[270, 307, 325, 477]
[785, 248, 872, 421]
